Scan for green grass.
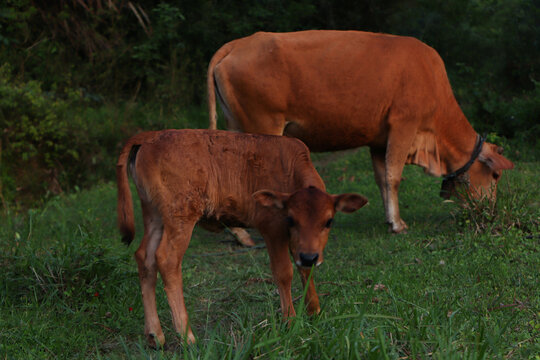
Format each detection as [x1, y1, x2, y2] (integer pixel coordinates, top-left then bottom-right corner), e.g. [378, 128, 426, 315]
[1, 148, 538, 359]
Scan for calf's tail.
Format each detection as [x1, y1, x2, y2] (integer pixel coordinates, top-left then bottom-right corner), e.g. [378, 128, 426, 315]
[116, 140, 140, 245]
[207, 41, 235, 130]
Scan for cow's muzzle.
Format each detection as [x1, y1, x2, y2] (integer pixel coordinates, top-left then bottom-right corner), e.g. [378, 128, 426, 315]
[298, 252, 319, 267]
[440, 178, 454, 199]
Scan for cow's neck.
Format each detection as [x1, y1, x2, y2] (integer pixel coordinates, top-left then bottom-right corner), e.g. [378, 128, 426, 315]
[436, 110, 478, 176]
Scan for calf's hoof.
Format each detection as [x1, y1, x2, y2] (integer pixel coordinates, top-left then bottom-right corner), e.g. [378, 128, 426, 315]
[186, 331, 196, 345]
[307, 304, 321, 316]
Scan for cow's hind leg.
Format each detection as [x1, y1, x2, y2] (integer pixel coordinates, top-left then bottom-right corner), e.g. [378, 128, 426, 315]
[227, 110, 286, 247]
[221, 96, 286, 246]
[218, 71, 286, 136]
[229, 227, 255, 247]
[241, 113, 286, 135]
[135, 202, 165, 347]
[370, 147, 390, 224]
[155, 218, 197, 344]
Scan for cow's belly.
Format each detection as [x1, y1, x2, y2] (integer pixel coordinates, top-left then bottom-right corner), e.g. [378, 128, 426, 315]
[283, 115, 387, 151]
[278, 83, 391, 151]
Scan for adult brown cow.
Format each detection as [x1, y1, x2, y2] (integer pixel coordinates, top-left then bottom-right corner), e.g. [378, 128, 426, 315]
[207, 30, 514, 233]
[117, 129, 367, 346]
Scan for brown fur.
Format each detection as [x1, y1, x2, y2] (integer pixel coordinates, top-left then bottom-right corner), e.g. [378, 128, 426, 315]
[116, 129, 367, 345]
[208, 30, 514, 233]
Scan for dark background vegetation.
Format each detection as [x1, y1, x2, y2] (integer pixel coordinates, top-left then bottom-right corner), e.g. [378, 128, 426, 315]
[1, 0, 538, 208]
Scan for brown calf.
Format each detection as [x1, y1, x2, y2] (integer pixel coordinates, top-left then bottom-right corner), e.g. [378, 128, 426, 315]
[208, 30, 514, 233]
[116, 129, 367, 345]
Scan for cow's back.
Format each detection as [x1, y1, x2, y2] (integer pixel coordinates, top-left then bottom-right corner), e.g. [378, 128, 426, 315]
[213, 30, 459, 151]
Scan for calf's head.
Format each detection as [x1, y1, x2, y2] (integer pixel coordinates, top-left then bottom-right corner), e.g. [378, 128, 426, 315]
[253, 186, 368, 268]
[442, 142, 514, 202]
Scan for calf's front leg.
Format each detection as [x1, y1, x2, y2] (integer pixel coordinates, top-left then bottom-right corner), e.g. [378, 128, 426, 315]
[298, 266, 321, 315]
[261, 232, 295, 318]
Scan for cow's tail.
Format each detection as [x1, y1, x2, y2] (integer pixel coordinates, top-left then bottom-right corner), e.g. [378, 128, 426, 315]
[116, 138, 141, 246]
[207, 42, 235, 130]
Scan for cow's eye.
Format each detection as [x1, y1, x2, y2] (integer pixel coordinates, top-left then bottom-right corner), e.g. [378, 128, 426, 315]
[325, 218, 333, 228]
[492, 172, 500, 180]
[286, 216, 295, 227]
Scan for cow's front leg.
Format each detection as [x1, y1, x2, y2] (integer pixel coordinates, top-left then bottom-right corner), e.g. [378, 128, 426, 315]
[385, 177, 408, 234]
[383, 170, 409, 234]
[383, 120, 418, 233]
[297, 266, 320, 315]
[155, 221, 196, 344]
[371, 147, 408, 232]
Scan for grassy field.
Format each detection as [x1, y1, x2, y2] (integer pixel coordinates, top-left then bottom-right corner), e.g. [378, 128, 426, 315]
[0, 145, 538, 359]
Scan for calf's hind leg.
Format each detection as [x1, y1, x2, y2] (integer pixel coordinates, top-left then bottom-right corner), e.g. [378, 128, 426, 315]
[135, 202, 165, 347]
[155, 219, 197, 344]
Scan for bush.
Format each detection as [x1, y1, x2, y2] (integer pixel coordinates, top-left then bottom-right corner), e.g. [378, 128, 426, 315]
[0, 64, 86, 206]
[0, 0, 537, 207]
[0, 64, 124, 207]
[0, 63, 210, 208]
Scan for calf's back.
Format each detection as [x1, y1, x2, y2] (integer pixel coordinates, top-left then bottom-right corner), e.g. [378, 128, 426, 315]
[130, 129, 323, 228]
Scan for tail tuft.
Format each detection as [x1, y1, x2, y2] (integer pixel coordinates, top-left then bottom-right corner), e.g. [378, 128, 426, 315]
[121, 231, 134, 246]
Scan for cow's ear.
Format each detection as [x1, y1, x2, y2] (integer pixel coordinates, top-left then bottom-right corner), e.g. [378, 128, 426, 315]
[253, 190, 290, 209]
[334, 193, 368, 213]
[478, 144, 514, 171]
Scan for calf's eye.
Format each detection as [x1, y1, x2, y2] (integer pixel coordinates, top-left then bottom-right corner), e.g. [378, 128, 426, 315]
[286, 216, 295, 227]
[325, 218, 333, 228]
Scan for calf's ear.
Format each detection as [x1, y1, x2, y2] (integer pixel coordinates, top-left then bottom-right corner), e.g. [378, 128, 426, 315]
[478, 144, 514, 171]
[253, 190, 290, 209]
[334, 194, 368, 213]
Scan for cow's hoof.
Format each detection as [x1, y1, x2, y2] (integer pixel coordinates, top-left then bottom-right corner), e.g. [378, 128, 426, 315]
[146, 332, 166, 349]
[389, 220, 408, 234]
[230, 227, 256, 247]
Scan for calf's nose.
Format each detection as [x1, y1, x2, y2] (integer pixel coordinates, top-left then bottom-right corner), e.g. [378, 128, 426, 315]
[299, 252, 319, 267]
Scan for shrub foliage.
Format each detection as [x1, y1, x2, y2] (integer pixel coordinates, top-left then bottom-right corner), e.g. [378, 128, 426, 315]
[0, 0, 538, 206]
[0, 64, 85, 205]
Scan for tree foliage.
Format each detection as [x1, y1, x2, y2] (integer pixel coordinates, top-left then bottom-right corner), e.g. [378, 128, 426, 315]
[0, 0, 538, 206]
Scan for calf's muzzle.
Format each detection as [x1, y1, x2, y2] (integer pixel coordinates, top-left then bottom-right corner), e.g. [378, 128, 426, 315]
[299, 252, 319, 267]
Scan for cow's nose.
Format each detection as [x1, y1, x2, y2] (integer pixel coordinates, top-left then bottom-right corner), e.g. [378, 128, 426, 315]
[299, 252, 319, 267]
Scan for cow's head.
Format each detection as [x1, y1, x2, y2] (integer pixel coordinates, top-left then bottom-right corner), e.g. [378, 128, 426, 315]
[253, 186, 368, 268]
[441, 142, 514, 201]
